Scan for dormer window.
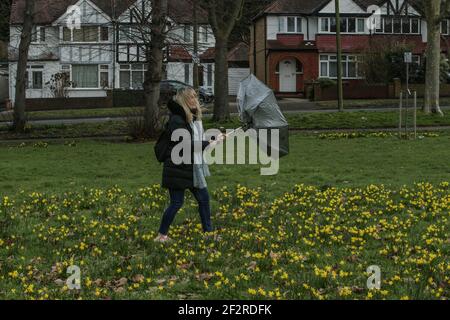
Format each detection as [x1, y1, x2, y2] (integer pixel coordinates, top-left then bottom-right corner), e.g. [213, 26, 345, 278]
[278, 16, 302, 33]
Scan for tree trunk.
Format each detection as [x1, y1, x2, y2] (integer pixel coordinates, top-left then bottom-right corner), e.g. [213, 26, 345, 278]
[143, 0, 167, 138]
[424, 1, 444, 115]
[13, 0, 34, 132]
[213, 38, 229, 121]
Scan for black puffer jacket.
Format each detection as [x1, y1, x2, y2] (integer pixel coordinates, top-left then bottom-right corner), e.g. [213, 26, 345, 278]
[161, 99, 210, 190]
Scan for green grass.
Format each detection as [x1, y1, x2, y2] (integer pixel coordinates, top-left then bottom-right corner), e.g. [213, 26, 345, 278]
[0, 134, 449, 300]
[286, 110, 450, 130]
[1, 132, 450, 196]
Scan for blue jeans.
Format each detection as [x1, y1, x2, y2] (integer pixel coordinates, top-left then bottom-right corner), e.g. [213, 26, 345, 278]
[158, 188, 213, 236]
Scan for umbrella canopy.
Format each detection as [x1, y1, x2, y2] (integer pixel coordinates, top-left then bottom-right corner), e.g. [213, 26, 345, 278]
[237, 74, 289, 158]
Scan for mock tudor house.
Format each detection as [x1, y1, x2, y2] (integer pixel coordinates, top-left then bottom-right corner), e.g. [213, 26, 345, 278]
[8, 0, 217, 103]
[250, 0, 450, 97]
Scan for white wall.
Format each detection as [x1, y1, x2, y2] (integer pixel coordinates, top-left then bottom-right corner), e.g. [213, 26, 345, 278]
[267, 16, 279, 40]
[320, 0, 366, 14]
[9, 62, 60, 101]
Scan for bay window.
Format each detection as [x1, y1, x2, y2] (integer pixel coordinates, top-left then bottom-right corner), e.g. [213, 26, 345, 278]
[72, 65, 98, 88]
[319, 55, 363, 79]
[119, 64, 147, 89]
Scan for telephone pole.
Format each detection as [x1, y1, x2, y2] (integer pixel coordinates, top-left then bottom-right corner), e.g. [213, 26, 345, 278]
[335, 0, 344, 111]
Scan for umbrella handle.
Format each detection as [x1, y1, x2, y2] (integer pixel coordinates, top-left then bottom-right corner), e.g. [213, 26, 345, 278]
[225, 127, 243, 137]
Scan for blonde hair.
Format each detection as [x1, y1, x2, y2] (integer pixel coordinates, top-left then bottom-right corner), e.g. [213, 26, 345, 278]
[174, 87, 202, 123]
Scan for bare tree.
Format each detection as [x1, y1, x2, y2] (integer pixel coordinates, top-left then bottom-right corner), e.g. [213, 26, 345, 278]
[417, 0, 450, 115]
[200, 0, 244, 121]
[13, 0, 34, 132]
[144, 0, 168, 137]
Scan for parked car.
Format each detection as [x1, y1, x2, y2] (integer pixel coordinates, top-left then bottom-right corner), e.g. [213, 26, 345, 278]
[160, 80, 214, 105]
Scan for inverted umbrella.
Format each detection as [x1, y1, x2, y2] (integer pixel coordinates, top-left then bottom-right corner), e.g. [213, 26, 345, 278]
[234, 74, 290, 158]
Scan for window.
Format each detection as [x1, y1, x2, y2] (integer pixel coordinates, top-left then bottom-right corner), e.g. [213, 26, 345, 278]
[340, 18, 347, 33]
[62, 26, 111, 42]
[393, 18, 401, 33]
[320, 18, 329, 32]
[279, 16, 301, 33]
[442, 19, 449, 35]
[411, 19, 420, 34]
[330, 18, 337, 32]
[99, 65, 109, 88]
[384, 18, 393, 33]
[119, 64, 147, 89]
[100, 27, 109, 41]
[377, 17, 420, 34]
[72, 65, 99, 88]
[357, 18, 365, 33]
[184, 64, 190, 84]
[402, 18, 410, 34]
[24, 65, 44, 89]
[31, 26, 46, 43]
[32, 71, 43, 89]
[120, 65, 131, 88]
[319, 55, 363, 79]
[39, 27, 46, 42]
[347, 18, 356, 33]
[63, 27, 71, 41]
[319, 17, 364, 34]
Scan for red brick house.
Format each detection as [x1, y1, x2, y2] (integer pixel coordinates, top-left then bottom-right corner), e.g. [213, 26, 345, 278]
[250, 0, 449, 97]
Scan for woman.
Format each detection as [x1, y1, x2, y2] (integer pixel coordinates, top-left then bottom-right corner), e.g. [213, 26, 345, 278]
[154, 87, 224, 243]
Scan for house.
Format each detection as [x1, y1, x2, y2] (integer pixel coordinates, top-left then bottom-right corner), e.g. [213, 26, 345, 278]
[250, 0, 448, 97]
[8, 0, 216, 104]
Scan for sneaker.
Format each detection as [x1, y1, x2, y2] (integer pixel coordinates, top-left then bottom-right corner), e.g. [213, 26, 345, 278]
[154, 234, 172, 243]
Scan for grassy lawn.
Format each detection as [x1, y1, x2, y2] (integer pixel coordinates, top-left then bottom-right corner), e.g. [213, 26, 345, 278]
[1, 110, 450, 141]
[1, 132, 450, 195]
[0, 134, 449, 300]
